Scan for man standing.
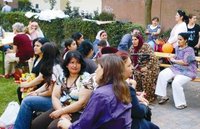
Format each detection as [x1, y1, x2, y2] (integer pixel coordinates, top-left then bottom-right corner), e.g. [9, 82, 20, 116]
[187, 14, 200, 56]
[1, 1, 12, 13]
[117, 28, 140, 52]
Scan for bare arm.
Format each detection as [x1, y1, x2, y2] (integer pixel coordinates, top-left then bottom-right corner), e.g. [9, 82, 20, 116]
[51, 84, 63, 110]
[50, 87, 92, 119]
[7, 45, 17, 53]
[20, 73, 44, 88]
[61, 87, 92, 114]
[28, 83, 53, 97]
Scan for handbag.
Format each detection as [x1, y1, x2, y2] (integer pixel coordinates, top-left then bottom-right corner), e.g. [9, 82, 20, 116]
[0, 102, 20, 129]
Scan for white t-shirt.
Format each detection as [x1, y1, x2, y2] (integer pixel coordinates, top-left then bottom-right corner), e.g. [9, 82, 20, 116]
[168, 22, 187, 48]
[2, 5, 12, 12]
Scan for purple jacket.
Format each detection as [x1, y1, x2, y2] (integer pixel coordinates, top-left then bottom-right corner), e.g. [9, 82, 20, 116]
[70, 84, 132, 129]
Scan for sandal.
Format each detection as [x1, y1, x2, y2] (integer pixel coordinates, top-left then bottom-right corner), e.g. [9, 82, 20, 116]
[176, 105, 187, 110]
[158, 97, 169, 104]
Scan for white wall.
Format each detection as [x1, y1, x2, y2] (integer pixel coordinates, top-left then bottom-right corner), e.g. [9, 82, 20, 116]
[69, 0, 102, 15]
[29, 0, 67, 11]
[29, 0, 50, 11]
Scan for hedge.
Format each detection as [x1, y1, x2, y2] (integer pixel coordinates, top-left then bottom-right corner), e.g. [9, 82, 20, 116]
[0, 12, 145, 47]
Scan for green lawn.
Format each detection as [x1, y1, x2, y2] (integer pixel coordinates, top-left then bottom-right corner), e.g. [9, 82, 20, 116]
[0, 52, 18, 115]
[0, 78, 18, 115]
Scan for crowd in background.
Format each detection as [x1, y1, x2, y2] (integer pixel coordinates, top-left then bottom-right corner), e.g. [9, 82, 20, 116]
[0, 9, 199, 129]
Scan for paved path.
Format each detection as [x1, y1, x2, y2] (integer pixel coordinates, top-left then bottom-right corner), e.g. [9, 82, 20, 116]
[151, 81, 200, 129]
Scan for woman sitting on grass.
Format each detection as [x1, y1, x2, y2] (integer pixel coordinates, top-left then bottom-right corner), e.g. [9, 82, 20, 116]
[14, 43, 63, 129]
[17, 37, 49, 103]
[31, 50, 92, 129]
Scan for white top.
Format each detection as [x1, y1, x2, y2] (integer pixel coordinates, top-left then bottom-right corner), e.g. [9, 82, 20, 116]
[1, 5, 12, 12]
[167, 22, 187, 48]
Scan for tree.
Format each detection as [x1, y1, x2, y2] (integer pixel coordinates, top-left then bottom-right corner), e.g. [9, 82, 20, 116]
[64, 1, 72, 15]
[49, 0, 56, 10]
[18, 0, 32, 11]
[144, 0, 152, 26]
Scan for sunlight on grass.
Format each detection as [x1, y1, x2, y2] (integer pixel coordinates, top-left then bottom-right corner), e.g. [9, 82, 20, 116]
[0, 78, 18, 115]
[0, 52, 18, 115]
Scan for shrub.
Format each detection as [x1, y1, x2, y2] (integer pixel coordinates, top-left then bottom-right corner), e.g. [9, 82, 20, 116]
[0, 12, 145, 48]
[94, 11, 115, 21]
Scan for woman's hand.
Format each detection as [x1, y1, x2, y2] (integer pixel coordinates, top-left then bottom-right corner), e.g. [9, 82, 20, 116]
[194, 43, 200, 48]
[49, 109, 63, 119]
[57, 117, 72, 129]
[170, 57, 176, 63]
[61, 114, 72, 121]
[27, 91, 37, 96]
[20, 82, 29, 88]
[137, 92, 149, 106]
[126, 78, 137, 89]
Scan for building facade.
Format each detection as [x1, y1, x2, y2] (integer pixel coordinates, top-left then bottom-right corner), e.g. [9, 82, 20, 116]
[102, 0, 200, 31]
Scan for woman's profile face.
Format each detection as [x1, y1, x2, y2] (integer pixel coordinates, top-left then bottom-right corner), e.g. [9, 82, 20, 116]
[77, 35, 84, 45]
[67, 58, 81, 75]
[68, 41, 77, 51]
[175, 13, 182, 22]
[132, 36, 139, 47]
[124, 57, 133, 79]
[34, 41, 43, 55]
[95, 64, 104, 84]
[178, 35, 187, 47]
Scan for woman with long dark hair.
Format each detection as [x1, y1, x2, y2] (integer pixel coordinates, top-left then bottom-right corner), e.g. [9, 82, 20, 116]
[166, 10, 188, 49]
[31, 51, 92, 129]
[17, 37, 49, 103]
[14, 43, 63, 129]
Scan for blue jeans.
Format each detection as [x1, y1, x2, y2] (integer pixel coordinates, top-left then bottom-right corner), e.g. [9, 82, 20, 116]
[14, 96, 52, 129]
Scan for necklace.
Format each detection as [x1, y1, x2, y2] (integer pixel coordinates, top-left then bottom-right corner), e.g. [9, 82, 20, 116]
[66, 75, 79, 88]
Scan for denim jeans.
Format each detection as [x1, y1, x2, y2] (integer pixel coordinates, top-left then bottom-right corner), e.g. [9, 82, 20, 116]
[14, 96, 52, 129]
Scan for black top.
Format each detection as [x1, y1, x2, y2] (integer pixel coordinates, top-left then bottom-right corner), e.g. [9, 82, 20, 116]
[31, 57, 43, 76]
[187, 24, 200, 47]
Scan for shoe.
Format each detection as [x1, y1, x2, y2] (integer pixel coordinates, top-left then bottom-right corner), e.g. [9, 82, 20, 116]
[158, 97, 169, 104]
[176, 105, 187, 110]
[4, 74, 12, 79]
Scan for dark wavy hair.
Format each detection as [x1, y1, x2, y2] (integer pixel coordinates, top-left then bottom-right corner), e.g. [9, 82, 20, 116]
[77, 40, 93, 58]
[71, 32, 83, 46]
[177, 9, 188, 23]
[97, 54, 131, 104]
[33, 37, 49, 57]
[62, 50, 86, 78]
[178, 32, 189, 41]
[40, 42, 61, 86]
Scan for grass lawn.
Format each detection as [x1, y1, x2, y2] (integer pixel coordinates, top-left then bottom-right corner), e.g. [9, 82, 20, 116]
[0, 78, 18, 115]
[0, 52, 18, 115]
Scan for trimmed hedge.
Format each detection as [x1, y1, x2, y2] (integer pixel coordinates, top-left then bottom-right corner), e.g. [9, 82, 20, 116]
[0, 12, 145, 47]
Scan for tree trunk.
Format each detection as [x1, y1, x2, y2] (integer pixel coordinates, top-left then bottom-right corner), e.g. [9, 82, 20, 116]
[144, 0, 152, 26]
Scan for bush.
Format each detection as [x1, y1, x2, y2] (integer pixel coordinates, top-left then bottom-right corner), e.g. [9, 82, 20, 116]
[94, 11, 115, 21]
[0, 12, 145, 48]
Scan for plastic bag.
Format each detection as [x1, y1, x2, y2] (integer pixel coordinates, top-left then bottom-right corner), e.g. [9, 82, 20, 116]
[0, 102, 20, 129]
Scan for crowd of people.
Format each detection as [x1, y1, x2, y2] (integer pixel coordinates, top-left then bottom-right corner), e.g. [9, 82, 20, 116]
[0, 9, 199, 129]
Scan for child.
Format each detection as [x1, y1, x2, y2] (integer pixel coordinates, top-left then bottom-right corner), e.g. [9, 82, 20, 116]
[93, 39, 107, 59]
[62, 38, 77, 60]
